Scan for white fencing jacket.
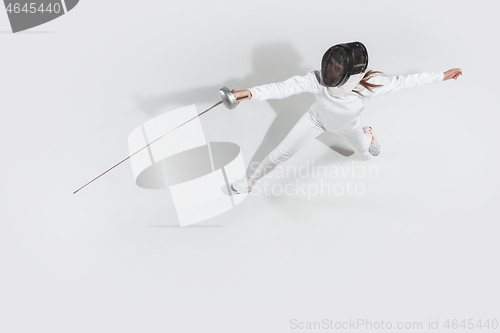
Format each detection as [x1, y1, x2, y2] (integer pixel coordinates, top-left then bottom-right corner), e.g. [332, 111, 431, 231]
[248, 70, 444, 128]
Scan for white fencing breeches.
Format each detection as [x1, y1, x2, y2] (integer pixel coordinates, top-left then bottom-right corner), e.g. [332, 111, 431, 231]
[249, 110, 371, 183]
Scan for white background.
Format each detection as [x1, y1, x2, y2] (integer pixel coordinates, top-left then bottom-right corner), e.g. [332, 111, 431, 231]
[1, 1, 499, 332]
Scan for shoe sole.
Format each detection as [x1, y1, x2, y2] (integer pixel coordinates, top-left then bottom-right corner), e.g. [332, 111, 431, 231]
[230, 185, 252, 194]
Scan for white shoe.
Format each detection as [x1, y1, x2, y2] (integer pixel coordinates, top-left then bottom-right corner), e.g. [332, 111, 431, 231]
[363, 126, 381, 156]
[230, 178, 254, 194]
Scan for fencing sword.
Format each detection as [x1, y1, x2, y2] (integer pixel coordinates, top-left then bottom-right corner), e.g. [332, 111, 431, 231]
[73, 87, 248, 194]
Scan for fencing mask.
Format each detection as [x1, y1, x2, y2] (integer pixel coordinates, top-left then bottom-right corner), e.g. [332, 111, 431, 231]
[321, 41, 368, 92]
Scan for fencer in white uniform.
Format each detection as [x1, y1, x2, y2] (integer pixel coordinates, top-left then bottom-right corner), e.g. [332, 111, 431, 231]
[230, 42, 461, 194]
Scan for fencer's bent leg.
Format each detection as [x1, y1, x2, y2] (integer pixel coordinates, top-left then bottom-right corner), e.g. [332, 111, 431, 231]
[250, 111, 325, 183]
[336, 120, 372, 154]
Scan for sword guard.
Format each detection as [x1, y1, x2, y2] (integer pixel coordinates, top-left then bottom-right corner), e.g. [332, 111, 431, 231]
[219, 86, 238, 110]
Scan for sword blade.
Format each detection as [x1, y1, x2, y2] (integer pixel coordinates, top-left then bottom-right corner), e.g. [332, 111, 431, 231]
[73, 100, 223, 194]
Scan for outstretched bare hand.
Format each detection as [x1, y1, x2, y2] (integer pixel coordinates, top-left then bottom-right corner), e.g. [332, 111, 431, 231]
[443, 68, 463, 81]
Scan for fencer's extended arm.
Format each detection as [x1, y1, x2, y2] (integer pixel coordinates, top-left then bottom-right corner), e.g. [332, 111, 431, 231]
[367, 72, 445, 98]
[248, 71, 321, 101]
